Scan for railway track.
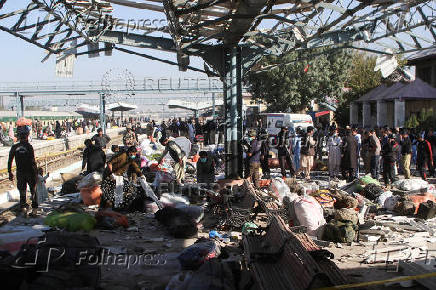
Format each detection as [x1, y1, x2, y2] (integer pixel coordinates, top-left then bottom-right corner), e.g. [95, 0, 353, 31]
[0, 148, 84, 192]
[0, 135, 124, 192]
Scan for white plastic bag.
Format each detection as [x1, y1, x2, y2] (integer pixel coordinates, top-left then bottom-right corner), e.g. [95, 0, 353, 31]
[269, 178, 294, 203]
[293, 195, 326, 237]
[140, 139, 154, 156]
[139, 176, 163, 209]
[377, 191, 393, 208]
[384, 195, 400, 211]
[393, 179, 428, 191]
[77, 172, 102, 189]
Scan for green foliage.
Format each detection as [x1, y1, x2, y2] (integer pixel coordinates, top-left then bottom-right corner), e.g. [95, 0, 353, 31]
[335, 52, 382, 127]
[245, 47, 352, 112]
[404, 114, 419, 129]
[405, 108, 436, 131]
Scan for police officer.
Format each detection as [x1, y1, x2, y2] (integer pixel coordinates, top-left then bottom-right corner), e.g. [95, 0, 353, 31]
[8, 126, 38, 217]
[277, 126, 295, 178]
[259, 129, 270, 179]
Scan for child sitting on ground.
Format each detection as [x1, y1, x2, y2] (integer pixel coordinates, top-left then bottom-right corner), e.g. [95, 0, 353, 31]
[37, 168, 49, 204]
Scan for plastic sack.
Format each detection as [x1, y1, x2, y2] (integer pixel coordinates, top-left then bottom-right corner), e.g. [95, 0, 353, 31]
[269, 178, 293, 203]
[356, 175, 381, 192]
[177, 240, 221, 270]
[377, 191, 393, 208]
[359, 175, 381, 186]
[139, 176, 163, 210]
[140, 139, 155, 156]
[393, 179, 428, 191]
[77, 172, 102, 189]
[44, 212, 96, 232]
[79, 185, 102, 206]
[293, 195, 326, 237]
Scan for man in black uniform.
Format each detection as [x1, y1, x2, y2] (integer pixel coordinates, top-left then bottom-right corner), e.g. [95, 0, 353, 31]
[196, 151, 215, 185]
[277, 126, 295, 178]
[82, 139, 106, 175]
[381, 134, 397, 188]
[8, 126, 38, 217]
[417, 135, 433, 181]
[259, 129, 270, 179]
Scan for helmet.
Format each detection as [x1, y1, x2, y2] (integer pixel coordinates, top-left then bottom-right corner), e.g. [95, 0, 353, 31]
[248, 129, 257, 137]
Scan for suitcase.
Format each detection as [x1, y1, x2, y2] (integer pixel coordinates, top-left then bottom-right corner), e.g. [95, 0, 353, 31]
[417, 200, 436, 219]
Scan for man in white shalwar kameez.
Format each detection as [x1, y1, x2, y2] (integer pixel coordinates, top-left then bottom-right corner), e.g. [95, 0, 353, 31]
[327, 129, 342, 179]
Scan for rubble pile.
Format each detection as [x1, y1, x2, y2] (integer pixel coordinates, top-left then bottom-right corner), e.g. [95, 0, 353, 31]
[1, 131, 436, 290]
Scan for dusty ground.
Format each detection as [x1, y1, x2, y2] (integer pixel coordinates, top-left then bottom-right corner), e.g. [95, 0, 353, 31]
[1, 159, 435, 289]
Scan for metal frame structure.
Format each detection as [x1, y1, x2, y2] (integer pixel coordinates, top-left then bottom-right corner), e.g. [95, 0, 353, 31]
[1, 0, 436, 177]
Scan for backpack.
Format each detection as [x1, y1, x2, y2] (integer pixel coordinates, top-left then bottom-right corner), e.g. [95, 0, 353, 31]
[323, 219, 357, 243]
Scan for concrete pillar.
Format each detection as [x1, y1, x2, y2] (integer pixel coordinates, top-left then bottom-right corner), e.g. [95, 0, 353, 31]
[350, 102, 358, 125]
[394, 99, 406, 128]
[376, 100, 387, 127]
[362, 102, 371, 128]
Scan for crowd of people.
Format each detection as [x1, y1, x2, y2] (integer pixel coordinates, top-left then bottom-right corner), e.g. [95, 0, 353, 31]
[8, 113, 436, 217]
[244, 124, 436, 188]
[147, 117, 224, 145]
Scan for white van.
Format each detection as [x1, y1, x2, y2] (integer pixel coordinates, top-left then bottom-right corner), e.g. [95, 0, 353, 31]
[258, 113, 313, 149]
[260, 113, 314, 136]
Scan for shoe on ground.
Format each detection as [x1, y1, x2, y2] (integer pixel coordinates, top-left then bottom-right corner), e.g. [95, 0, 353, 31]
[20, 207, 28, 218]
[29, 208, 39, 217]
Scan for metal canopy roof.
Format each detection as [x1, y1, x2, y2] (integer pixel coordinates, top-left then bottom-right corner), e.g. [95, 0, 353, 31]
[107, 101, 138, 111]
[1, 1, 436, 75]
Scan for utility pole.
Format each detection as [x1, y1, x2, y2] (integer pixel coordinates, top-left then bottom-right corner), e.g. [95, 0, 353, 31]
[212, 92, 216, 120]
[99, 93, 106, 134]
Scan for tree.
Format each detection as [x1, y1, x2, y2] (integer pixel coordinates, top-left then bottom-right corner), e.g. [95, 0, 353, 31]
[245, 47, 352, 112]
[335, 52, 382, 127]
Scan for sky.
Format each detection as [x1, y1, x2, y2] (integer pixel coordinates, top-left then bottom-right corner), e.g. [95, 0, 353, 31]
[0, 1, 205, 83]
[0, 1, 431, 90]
